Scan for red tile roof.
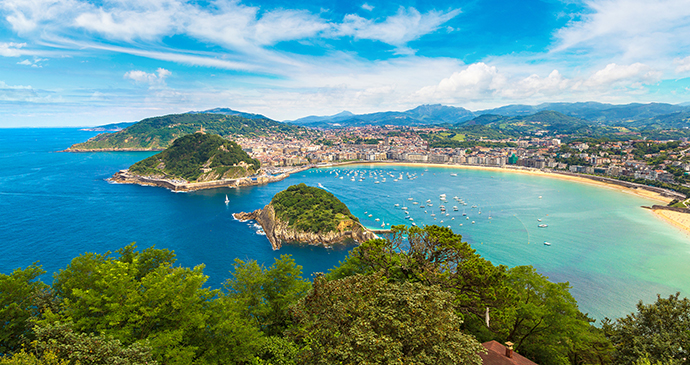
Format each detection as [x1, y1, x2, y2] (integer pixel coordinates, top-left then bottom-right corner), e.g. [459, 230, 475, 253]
[480, 341, 538, 365]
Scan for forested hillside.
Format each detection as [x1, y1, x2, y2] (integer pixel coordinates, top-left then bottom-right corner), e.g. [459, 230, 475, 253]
[128, 133, 260, 182]
[68, 113, 304, 151]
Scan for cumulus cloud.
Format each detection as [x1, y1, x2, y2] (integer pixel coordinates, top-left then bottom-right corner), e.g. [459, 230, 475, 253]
[361, 3, 374, 11]
[416, 63, 507, 101]
[124, 68, 171, 88]
[414, 62, 663, 105]
[582, 63, 660, 88]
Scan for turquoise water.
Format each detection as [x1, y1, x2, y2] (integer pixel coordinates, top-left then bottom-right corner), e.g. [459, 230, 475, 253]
[1, 128, 689, 321]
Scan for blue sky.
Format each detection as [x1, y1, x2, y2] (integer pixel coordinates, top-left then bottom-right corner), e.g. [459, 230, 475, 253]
[1, 0, 690, 126]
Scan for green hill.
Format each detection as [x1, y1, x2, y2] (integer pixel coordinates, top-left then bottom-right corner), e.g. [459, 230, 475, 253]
[128, 133, 260, 182]
[271, 183, 358, 234]
[67, 113, 303, 151]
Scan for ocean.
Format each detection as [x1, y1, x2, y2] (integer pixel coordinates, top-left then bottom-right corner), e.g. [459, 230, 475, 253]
[1, 128, 689, 321]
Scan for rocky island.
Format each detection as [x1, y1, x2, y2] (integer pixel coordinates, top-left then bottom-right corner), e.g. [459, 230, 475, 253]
[234, 183, 376, 250]
[109, 133, 277, 191]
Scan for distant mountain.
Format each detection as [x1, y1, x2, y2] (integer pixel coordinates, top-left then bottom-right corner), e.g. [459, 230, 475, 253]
[459, 110, 589, 134]
[81, 122, 136, 132]
[287, 102, 690, 128]
[476, 102, 690, 123]
[287, 104, 474, 127]
[187, 108, 271, 120]
[628, 111, 690, 129]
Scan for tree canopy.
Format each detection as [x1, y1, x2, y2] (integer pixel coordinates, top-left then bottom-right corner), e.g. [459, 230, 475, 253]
[271, 183, 358, 233]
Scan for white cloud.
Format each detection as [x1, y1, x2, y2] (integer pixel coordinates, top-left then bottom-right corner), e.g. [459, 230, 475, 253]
[676, 56, 690, 73]
[416, 63, 507, 101]
[0, 0, 83, 33]
[361, 3, 374, 11]
[582, 63, 660, 88]
[336, 7, 461, 47]
[16, 58, 47, 67]
[0, 42, 27, 57]
[554, 0, 690, 61]
[124, 68, 171, 88]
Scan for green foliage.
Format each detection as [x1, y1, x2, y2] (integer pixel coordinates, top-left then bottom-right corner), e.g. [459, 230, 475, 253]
[602, 292, 690, 365]
[129, 133, 260, 181]
[49, 243, 262, 365]
[288, 273, 485, 365]
[271, 183, 358, 234]
[326, 226, 613, 365]
[0, 264, 48, 354]
[327, 225, 512, 320]
[501, 266, 612, 365]
[223, 256, 311, 336]
[30, 321, 156, 365]
[0, 350, 70, 365]
[69, 113, 304, 150]
[250, 336, 299, 365]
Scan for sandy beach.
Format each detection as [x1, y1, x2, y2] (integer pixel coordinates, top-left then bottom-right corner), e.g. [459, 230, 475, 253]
[331, 161, 690, 235]
[650, 209, 690, 237]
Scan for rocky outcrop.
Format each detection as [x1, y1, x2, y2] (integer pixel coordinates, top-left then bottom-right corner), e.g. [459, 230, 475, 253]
[234, 204, 377, 250]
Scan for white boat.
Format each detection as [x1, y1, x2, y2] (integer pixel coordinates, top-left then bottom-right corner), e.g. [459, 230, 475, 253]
[368, 214, 373, 217]
[440, 194, 446, 198]
[544, 241, 551, 246]
[375, 218, 380, 221]
[431, 213, 436, 217]
[450, 173, 457, 176]
[408, 197, 414, 201]
[538, 224, 548, 228]
[375, 181, 380, 184]
[402, 207, 408, 210]
[225, 195, 229, 204]
[394, 203, 400, 207]
[472, 221, 475, 224]
[453, 206, 458, 211]
[537, 218, 542, 222]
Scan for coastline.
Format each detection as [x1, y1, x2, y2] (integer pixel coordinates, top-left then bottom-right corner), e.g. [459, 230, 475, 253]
[330, 161, 679, 204]
[108, 166, 310, 192]
[650, 209, 690, 237]
[327, 161, 690, 236]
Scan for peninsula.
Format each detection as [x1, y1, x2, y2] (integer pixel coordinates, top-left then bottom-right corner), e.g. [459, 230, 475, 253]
[234, 183, 376, 249]
[109, 133, 274, 191]
[67, 112, 306, 151]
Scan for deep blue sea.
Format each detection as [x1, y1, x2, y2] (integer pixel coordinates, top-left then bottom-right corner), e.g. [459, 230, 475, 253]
[1, 128, 689, 321]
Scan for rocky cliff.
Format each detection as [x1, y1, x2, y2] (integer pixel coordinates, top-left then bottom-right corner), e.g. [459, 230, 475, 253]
[234, 204, 376, 250]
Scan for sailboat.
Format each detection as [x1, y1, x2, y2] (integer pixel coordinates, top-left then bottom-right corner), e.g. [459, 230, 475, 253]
[224, 195, 229, 204]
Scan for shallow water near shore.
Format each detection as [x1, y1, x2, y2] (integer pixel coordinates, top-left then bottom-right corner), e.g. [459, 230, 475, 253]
[1, 128, 689, 321]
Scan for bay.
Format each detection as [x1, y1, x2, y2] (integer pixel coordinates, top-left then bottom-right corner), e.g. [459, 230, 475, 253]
[0, 128, 688, 321]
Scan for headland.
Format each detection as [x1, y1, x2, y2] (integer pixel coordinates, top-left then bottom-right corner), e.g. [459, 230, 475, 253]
[233, 183, 377, 250]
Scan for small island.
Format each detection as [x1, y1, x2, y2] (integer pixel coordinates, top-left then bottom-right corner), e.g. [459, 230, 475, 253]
[234, 183, 376, 249]
[109, 133, 283, 191]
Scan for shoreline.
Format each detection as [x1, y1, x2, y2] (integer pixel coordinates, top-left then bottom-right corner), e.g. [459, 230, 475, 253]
[329, 161, 681, 204]
[325, 161, 690, 236]
[108, 166, 310, 192]
[109, 158, 690, 235]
